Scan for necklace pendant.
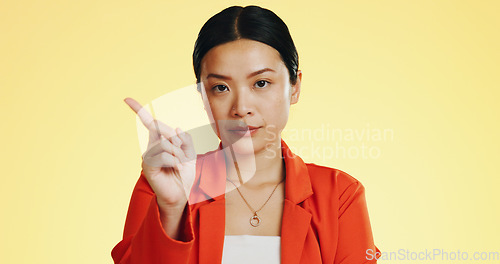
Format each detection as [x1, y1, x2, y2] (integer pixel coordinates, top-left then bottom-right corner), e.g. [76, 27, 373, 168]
[250, 213, 261, 227]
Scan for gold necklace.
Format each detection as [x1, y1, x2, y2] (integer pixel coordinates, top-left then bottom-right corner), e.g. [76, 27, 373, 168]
[226, 177, 284, 227]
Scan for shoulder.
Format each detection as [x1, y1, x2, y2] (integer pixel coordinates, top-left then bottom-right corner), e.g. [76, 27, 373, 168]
[304, 162, 365, 197]
[302, 163, 369, 220]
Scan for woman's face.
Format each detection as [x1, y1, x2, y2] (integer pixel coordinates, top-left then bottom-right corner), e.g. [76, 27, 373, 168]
[199, 39, 301, 155]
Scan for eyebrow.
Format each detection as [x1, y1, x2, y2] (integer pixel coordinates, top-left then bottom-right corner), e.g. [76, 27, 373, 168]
[206, 68, 275, 81]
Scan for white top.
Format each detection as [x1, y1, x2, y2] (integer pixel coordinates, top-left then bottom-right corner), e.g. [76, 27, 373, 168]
[221, 235, 281, 264]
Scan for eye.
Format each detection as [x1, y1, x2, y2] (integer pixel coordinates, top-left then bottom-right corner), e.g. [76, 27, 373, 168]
[255, 80, 270, 89]
[212, 84, 228, 93]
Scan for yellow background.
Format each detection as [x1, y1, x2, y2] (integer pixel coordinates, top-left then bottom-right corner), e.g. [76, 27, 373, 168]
[1, 0, 498, 263]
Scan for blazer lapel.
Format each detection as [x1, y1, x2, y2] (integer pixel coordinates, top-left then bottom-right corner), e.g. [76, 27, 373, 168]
[199, 199, 225, 264]
[281, 200, 312, 264]
[196, 146, 228, 264]
[280, 139, 314, 264]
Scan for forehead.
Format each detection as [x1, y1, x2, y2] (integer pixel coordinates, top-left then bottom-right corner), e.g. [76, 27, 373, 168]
[200, 39, 286, 76]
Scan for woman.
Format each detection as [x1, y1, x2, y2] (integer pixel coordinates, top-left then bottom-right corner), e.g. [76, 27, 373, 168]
[112, 5, 380, 264]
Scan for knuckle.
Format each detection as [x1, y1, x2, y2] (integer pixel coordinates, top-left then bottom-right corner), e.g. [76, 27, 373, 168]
[161, 140, 172, 152]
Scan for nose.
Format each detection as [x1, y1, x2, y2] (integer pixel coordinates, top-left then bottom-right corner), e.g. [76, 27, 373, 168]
[231, 88, 254, 118]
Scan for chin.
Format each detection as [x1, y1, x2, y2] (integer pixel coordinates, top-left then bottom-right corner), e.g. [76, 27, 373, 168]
[221, 135, 265, 156]
[226, 136, 255, 155]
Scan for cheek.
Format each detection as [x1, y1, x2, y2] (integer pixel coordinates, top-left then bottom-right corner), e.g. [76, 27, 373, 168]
[204, 101, 225, 139]
[209, 100, 227, 119]
[264, 96, 290, 129]
[206, 99, 231, 136]
[202, 99, 215, 123]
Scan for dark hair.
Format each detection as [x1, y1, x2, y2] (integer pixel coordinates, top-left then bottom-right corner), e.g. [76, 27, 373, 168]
[193, 5, 299, 91]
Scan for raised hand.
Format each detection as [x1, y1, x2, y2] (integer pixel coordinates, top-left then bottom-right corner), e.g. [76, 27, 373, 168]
[124, 97, 197, 212]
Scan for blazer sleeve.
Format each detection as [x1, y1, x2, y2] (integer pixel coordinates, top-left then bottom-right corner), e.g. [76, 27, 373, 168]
[335, 181, 381, 264]
[111, 170, 195, 264]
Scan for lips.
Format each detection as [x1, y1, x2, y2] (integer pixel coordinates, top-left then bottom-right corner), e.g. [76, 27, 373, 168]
[229, 125, 261, 131]
[228, 125, 262, 137]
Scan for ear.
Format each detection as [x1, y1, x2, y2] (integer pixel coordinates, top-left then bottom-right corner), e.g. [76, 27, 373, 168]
[290, 70, 302, 105]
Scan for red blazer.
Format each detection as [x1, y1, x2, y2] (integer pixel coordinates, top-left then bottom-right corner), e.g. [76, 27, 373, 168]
[112, 139, 380, 263]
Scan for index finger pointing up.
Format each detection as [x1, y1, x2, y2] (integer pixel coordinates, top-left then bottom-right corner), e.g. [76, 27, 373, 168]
[124, 97, 156, 131]
[124, 97, 180, 145]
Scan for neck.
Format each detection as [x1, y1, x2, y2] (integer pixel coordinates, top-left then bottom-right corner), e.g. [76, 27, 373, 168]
[223, 139, 285, 188]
